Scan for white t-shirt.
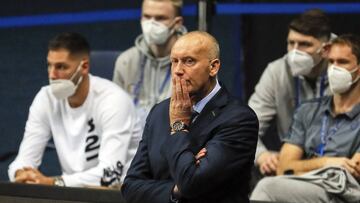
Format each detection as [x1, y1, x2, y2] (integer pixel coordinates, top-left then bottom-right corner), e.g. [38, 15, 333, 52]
[8, 75, 142, 187]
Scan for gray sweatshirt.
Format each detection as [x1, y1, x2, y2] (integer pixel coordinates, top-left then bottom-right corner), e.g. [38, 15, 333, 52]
[113, 26, 187, 127]
[248, 55, 331, 161]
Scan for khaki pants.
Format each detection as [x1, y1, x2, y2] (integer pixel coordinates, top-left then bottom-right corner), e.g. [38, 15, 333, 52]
[250, 176, 344, 203]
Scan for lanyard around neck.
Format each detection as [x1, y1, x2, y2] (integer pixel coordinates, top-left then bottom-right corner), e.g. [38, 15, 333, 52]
[318, 113, 329, 156]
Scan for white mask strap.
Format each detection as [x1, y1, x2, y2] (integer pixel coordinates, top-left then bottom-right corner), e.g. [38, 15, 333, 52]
[352, 65, 360, 83]
[70, 61, 83, 81]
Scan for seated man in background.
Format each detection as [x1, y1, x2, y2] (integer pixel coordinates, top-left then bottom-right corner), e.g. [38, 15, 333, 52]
[249, 9, 333, 177]
[251, 34, 360, 203]
[8, 32, 142, 187]
[122, 31, 258, 203]
[113, 0, 187, 127]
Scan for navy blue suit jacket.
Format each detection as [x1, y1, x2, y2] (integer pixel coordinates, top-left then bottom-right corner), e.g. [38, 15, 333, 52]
[122, 87, 258, 203]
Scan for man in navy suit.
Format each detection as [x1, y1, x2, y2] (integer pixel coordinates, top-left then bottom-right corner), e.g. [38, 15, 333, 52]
[122, 31, 259, 203]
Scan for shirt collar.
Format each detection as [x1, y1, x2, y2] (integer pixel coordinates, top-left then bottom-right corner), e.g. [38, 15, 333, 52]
[193, 79, 221, 114]
[346, 103, 360, 119]
[325, 96, 360, 119]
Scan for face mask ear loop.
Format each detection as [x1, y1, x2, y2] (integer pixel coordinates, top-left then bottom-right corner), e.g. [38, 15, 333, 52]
[351, 65, 360, 84]
[75, 75, 83, 88]
[330, 33, 338, 41]
[70, 61, 84, 85]
[289, 49, 296, 62]
[167, 17, 179, 36]
[316, 43, 325, 54]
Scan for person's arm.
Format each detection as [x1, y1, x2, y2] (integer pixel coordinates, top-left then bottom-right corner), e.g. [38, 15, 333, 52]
[113, 48, 141, 90]
[256, 147, 279, 175]
[122, 108, 175, 203]
[351, 153, 360, 179]
[14, 167, 55, 185]
[277, 143, 320, 175]
[61, 94, 141, 187]
[278, 102, 360, 176]
[8, 88, 51, 182]
[276, 101, 321, 175]
[112, 53, 126, 87]
[277, 143, 359, 176]
[352, 153, 360, 165]
[162, 108, 258, 199]
[248, 62, 279, 173]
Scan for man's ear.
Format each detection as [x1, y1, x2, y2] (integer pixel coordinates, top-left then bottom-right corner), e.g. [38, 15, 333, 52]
[81, 59, 90, 74]
[173, 16, 183, 29]
[321, 43, 331, 59]
[356, 63, 360, 75]
[209, 59, 220, 77]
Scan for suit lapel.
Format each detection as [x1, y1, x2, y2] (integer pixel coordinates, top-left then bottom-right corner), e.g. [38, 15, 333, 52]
[188, 87, 229, 152]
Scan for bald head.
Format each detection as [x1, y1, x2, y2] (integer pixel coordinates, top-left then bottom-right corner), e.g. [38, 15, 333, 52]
[174, 31, 220, 60]
[170, 31, 221, 101]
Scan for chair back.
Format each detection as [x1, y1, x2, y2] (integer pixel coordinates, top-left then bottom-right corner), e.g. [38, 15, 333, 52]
[90, 50, 121, 80]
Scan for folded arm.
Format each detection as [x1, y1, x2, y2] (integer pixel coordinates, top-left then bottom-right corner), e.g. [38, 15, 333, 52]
[163, 110, 258, 199]
[248, 64, 281, 175]
[8, 89, 51, 182]
[277, 143, 360, 178]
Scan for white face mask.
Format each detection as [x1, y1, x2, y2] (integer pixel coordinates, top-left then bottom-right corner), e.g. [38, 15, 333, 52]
[327, 64, 360, 94]
[287, 49, 321, 77]
[141, 19, 174, 45]
[49, 62, 83, 100]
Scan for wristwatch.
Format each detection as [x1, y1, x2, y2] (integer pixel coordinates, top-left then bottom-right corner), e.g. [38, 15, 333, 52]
[53, 176, 65, 187]
[171, 121, 189, 132]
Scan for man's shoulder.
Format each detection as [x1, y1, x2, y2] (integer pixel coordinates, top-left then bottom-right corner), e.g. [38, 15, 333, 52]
[150, 98, 170, 113]
[211, 88, 257, 122]
[117, 46, 139, 61]
[27, 85, 60, 115]
[255, 55, 290, 88]
[265, 55, 288, 73]
[143, 98, 170, 127]
[118, 35, 147, 60]
[227, 96, 258, 120]
[91, 75, 131, 99]
[35, 85, 55, 102]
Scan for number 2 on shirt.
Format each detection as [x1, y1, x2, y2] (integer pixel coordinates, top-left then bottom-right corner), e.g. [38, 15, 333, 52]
[85, 118, 100, 161]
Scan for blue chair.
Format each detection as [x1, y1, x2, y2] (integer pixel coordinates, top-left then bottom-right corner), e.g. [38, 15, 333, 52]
[90, 50, 121, 80]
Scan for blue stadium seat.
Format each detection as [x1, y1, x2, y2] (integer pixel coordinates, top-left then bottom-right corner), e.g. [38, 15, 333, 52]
[90, 50, 121, 80]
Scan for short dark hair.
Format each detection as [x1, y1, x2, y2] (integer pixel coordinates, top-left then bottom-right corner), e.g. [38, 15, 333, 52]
[48, 32, 90, 56]
[289, 9, 331, 41]
[332, 34, 360, 64]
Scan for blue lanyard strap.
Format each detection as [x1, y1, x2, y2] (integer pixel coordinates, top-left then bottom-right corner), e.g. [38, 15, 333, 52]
[295, 77, 300, 108]
[133, 55, 171, 105]
[159, 67, 171, 94]
[318, 113, 329, 156]
[133, 54, 146, 105]
[319, 74, 326, 98]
